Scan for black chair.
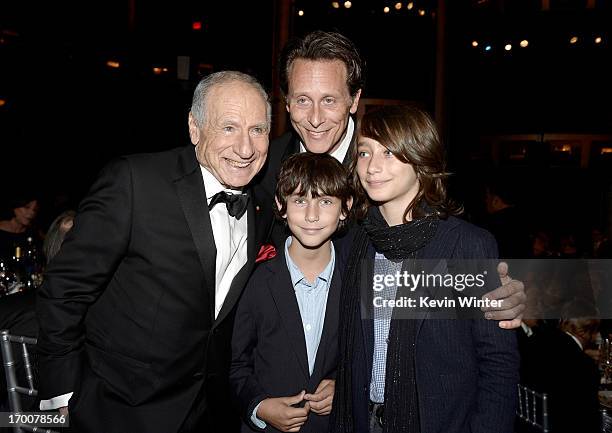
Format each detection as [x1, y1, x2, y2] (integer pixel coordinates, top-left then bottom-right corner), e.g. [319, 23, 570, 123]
[1, 329, 58, 433]
[517, 383, 550, 433]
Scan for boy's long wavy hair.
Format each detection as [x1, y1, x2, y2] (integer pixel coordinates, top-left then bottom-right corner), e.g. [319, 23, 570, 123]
[350, 104, 463, 222]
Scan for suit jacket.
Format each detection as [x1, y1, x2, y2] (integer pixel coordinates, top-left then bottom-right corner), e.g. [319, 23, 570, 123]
[230, 244, 342, 433]
[251, 129, 356, 250]
[520, 329, 600, 433]
[343, 217, 520, 433]
[36, 146, 264, 433]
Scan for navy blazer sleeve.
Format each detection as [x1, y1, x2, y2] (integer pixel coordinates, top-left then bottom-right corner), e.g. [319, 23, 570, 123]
[230, 276, 269, 430]
[466, 229, 520, 433]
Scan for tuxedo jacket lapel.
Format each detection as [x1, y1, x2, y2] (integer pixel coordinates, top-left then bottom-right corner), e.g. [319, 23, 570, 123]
[267, 251, 310, 381]
[341, 126, 357, 168]
[173, 146, 216, 322]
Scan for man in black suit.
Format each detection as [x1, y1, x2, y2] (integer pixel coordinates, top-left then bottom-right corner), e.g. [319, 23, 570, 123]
[522, 304, 601, 433]
[253, 30, 526, 327]
[36, 71, 271, 433]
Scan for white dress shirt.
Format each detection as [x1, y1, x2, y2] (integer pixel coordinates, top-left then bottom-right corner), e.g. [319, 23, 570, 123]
[299, 117, 354, 163]
[201, 166, 249, 319]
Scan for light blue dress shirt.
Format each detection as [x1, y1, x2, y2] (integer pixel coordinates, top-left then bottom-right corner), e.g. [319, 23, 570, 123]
[251, 236, 335, 428]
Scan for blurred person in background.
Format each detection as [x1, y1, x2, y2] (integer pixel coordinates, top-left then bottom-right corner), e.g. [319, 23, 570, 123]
[0, 190, 41, 261]
[0, 209, 76, 413]
[520, 300, 601, 433]
[42, 210, 76, 264]
[481, 175, 531, 259]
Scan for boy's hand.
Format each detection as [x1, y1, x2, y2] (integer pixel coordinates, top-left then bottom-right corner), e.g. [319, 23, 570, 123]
[303, 379, 335, 415]
[481, 262, 526, 329]
[258, 390, 310, 432]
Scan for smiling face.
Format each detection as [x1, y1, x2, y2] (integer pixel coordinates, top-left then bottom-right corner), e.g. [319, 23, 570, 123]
[189, 81, 270, 189]
[286, 59, 361, 154]
[278, 190, 348, 251]
[356, 137, 419, 219]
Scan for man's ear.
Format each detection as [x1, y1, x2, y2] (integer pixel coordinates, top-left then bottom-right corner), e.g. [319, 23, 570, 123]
[349, 89, 362, 115]
[188, 112, 199, 145]
[275, 197, 287, 218]
[340, 197, 354, 220]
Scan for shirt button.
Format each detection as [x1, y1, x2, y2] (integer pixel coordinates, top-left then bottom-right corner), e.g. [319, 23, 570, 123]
[305, 324, 312, 331]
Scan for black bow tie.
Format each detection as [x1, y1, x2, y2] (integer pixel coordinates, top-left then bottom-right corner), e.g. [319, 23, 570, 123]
[208, 191, 249, 219]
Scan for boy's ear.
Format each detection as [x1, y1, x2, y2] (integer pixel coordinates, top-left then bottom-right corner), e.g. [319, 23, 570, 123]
[340, 197, 354, 221]
[275, 197, 287, 218]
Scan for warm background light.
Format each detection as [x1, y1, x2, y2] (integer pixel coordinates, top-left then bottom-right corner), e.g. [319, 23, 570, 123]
[395, 2, 402, 10]
[520, 39, 529, 48]
[106, 60, 120, 69]
[570, 36, 578, 44]
[298, 10, 304, 16]
[595, 36, 602, 44]
[504, 44, 512, 51]
[384, 6, 390, 13]
[344, 1, 352, 8]
[472, 40, 479, 47]
[407, 2, 414, 9]
[332, 1, 340, 8]
[418, 9, 425, 16]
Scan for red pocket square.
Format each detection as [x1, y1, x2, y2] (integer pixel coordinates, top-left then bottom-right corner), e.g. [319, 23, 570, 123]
[256, 244, 277, 263]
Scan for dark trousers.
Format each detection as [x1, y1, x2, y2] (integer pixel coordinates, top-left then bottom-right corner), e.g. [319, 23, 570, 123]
[369, 402, 384, 433]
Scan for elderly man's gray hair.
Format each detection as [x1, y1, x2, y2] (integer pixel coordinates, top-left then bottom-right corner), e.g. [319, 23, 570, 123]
[190, 71, 271, 128]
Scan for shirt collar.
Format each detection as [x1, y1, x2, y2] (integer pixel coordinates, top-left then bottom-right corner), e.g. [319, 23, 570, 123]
[299, 117, 354, 164]
[284, 236, 335, 288]
[565, 331, 584, 351]
[200, 165, 242, 203]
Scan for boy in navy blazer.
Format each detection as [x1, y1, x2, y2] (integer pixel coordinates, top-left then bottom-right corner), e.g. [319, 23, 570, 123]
[230, 153, 353, 433]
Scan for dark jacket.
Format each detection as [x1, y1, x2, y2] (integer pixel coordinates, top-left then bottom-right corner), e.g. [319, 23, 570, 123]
[343, 216, 520, 433]
[36, 146, 264, 433]
[230, 245, 342, 433]
[521, 328, 601, 433]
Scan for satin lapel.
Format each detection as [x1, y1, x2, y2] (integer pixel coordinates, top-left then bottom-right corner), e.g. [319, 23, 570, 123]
[268, 252, 310, 381]
[281, 133, 301, 163]
[309, 262, 341, 386]
[214, 195, 256, 327]
[173, 147, 216, 322]
[342, 128, 357, 168]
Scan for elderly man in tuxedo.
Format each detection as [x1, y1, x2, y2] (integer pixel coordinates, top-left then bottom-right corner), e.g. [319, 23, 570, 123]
[36, 71, 271, 433]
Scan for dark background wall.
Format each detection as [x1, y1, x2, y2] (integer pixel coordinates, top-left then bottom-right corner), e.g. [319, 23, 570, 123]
[2, 0, 611, 242]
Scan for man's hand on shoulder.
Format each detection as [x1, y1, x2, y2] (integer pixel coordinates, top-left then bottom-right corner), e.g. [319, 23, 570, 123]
[257, 391, 310, 432]
[481, 262, 526, 329]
